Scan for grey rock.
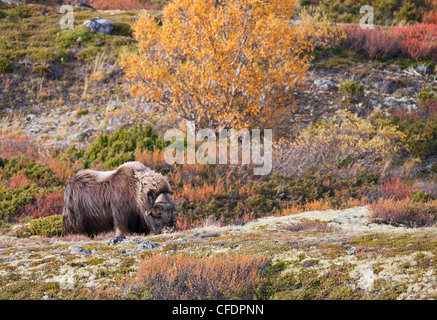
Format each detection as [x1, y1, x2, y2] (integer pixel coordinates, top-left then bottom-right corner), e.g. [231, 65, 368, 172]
[415, 64, 433, 75]
[230, 221, 246, 226]
[121, 240, 159, 254]
[137, 240, 159, 250]
[374, 81, 399, 94]
[26, 114, 36, 122]
[0, 257, 16, 264]
[73, 128, 95, 142]
[69, 245, 91, 255]
[108, 236, 126, 246]
[74, 3, 96, 10]
[84, 18, 115, 34]
[314, 79, 338, 90]
[302, 261, 317, 268]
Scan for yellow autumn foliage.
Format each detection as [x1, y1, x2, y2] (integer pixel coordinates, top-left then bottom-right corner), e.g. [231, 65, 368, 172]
[120, 0, 313, 130]
[300, 10, 347, 49]
[275, 110, 405, 177]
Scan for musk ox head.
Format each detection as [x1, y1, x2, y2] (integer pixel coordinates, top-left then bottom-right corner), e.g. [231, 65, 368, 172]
[135, 166, 175, 234]
[145, 190, 175, 234]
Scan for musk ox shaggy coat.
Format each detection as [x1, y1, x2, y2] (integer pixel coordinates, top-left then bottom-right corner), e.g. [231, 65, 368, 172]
[62, 161, 175, 237]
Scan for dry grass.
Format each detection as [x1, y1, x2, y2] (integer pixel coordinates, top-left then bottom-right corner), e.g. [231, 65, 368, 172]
[99, 252, 268, 300]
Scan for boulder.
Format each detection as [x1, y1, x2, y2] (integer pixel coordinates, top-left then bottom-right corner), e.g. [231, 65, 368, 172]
[84, 18, 115, 34]
[74, 3, 96, 10]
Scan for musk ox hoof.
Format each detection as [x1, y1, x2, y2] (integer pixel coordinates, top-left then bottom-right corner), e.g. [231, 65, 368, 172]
[109, 236, 126, 246]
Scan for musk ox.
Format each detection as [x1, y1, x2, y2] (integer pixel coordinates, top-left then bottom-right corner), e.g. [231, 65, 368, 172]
[62, 161, 175, 242]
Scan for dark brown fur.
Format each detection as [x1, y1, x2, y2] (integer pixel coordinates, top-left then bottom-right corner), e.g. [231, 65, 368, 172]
[62, 162, 174, 237]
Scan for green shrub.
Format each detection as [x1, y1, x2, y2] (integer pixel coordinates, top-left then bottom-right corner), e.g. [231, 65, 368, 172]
[56, 27, 93, 49]
[392, 0, 423, 23]
[82, 125, 168, 169]
[64, 145, 85, 162]
[111, 22, 133, 37]
[410, 189, 431, 203]
[31, 64, 51, 76]
[317, 0, 425, 24]
[77, 110, 89, 116]
[397, 113, 437, 159]
[0, 57, 13, 73]
[29, 215, 62, 237]
[417, 87, 437, 104]
[76, 46, 102, 61]
[0, 184, 38, 222]
[339, 80, 364, 102]
[282, 171, 379, 206]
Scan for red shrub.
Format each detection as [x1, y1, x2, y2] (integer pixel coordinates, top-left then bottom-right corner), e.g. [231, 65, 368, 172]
[23, 191, 64, 219]
[343, 25, 399, 59]
[0, 134, 38, 160]
[378, 177, 413, 200]
[394, 100, 437, 122]
[370, 198, 437, 228]
[364, 29, 400, 59]
[392, 24, 437, 61]
[90, 0, 165, 10]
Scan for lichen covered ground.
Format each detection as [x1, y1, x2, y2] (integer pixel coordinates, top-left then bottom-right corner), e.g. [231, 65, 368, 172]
[1, 206, 436, 300]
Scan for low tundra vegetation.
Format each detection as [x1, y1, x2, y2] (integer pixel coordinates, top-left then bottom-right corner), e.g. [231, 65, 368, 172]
[96, 253, 268, 300]
[1, 104, 437, 233]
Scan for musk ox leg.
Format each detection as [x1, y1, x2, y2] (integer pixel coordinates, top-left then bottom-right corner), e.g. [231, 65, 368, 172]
[108, 226, 126, 245]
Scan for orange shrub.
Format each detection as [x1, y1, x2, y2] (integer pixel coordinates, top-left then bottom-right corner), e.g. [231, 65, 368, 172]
[392, 24, 437, 61]
[6, 173, 33, 190]
[106, 253, 268, 300]
[23, 191, 64, 219]
[43, 156, 77, 184]
[423, 0, 437, 24]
